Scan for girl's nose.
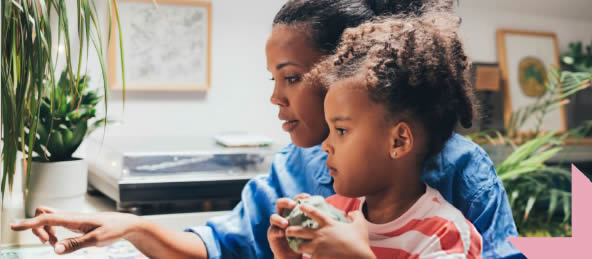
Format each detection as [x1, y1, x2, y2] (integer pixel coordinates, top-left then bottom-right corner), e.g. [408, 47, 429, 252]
[322, 139, 333, 154]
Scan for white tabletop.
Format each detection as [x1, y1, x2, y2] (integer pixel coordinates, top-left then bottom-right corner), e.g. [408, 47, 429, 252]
[1, 174, 229, 250]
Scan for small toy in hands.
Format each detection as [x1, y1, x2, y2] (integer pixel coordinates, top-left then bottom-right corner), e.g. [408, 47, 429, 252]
[281, 196, 350, 252]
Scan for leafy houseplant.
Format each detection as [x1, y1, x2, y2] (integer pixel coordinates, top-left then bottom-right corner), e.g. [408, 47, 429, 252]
[2, 0, 125, 204]
[27, 71, 105, 162]
[561, 41, 592, 73]
[22, 71, 109, 216]
[470, 68, 591, 236]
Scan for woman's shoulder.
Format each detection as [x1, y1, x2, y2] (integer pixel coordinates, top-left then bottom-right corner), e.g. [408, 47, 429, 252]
[440, 133, 492, 167]
[426, 133, 497, 180]
[422, 133, 500, 205]
[272, 143, 332, 184]
[275, 143, 327, 169]
[278, 143, 326, 158]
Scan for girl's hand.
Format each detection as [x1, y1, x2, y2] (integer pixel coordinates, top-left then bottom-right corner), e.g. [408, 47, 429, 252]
[268, 193, 311, 259]
[285, 204, 376, 259]
[11, 206, 142, 255]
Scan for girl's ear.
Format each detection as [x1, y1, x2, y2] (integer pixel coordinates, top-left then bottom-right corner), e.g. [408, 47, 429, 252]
[389, 122, 414, 159]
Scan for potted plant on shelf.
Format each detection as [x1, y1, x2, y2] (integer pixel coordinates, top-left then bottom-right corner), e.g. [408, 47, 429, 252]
[22, 71, 109, 217]
[561, 41, 592, 73]
[1, 0, 125, 219]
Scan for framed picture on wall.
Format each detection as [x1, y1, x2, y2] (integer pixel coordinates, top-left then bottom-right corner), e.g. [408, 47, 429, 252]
[496, 29, 565, 132]
[473, 63, 505, 132]
[108, 0, 212, 91]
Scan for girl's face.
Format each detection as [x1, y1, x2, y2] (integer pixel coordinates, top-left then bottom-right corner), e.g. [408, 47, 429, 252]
[321, 79, 395, 197]
[265, 25, 329, 147]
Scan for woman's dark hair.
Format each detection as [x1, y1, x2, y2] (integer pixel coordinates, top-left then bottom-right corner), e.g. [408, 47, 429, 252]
[273, 0, 454, 54]
[309, 11, 477, 161]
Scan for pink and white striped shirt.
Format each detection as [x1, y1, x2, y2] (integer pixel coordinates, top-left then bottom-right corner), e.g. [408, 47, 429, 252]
[318, 185, 482, 259]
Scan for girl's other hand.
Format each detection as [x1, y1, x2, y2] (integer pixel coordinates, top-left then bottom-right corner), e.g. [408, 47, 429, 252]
[268, 194, 310, 259]
[268, 213, 300, 259]
[285, 204, 376, 259]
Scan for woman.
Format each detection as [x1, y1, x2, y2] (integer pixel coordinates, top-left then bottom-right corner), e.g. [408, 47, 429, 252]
[11, 1, 522, 258]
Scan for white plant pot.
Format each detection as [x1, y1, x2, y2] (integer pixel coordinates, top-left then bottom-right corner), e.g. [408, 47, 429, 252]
[23, 158, 88, 217]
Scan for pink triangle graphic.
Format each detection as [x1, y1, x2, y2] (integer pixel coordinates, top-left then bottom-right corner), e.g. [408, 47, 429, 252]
[508, 164, 589, 258]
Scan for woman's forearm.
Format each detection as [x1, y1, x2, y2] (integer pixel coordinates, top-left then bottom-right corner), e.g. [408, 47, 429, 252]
[125, 217, 208, 259]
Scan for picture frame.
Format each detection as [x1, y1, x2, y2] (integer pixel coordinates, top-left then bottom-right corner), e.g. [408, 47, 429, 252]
[496, 29, 565, 132]
[456, 62, 506, 135]
[472, 63, 504, 132]
[108, 0, 212, 91]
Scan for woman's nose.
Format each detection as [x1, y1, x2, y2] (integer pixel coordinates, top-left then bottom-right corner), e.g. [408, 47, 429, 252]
[270, 85, 288, 107]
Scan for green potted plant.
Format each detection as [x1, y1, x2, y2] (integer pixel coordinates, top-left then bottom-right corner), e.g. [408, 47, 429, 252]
[561, 41, 592, 73]
[22, 71, 108, 217]
[2, 0, 125, 220]
[470, 68, 592, 236]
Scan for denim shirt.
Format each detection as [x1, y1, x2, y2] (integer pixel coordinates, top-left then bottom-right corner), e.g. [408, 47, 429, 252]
[186, 133, 525, 259]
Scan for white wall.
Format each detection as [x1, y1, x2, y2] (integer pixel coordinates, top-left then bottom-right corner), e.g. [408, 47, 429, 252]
[91, 0, 291, 146]
[457, 6, 592, 63]
[85, 2, 592, 147]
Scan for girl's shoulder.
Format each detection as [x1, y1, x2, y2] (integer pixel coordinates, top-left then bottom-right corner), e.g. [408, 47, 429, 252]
[326, 195, 361, 213]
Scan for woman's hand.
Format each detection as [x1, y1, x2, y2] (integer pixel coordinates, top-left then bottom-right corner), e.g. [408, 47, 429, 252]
[268, 193, 311, 259]
[10, 206, 143, 255]
[285, 204, 376, 259]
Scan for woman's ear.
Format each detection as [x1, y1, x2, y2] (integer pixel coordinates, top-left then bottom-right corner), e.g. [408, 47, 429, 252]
[389, 122, 414, 159]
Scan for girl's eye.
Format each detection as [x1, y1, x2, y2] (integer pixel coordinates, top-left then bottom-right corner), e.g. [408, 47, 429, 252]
[336, 128, 347, 136]
[285, 75, 301, 84]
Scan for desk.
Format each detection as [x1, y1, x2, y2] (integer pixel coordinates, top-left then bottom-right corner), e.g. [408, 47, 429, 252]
[1, 154, 231, 249]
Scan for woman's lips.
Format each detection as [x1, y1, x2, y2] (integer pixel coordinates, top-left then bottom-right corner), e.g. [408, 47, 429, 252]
[282, 120, 299, 132]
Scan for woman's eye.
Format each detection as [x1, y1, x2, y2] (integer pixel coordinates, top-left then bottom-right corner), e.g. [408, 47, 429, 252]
[270, 77, 275, 81]
[285, 76, 301, 84]
[336, 128, 347, 136]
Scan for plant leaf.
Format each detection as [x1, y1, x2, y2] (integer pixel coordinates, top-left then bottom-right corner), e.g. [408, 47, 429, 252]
[524, 195, 537, 222]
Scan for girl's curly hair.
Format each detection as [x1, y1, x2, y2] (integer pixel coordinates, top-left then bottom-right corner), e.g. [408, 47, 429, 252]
[309, 11, 477, 160]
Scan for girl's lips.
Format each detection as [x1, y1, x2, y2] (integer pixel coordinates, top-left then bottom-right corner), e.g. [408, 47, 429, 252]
[282, 120, 299, 132]
[328, 167, 338, 176]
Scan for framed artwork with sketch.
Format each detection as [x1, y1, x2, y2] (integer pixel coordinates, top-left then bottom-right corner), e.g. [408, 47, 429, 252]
[496, 29, 565, 132]
[108, 0, 212, 91]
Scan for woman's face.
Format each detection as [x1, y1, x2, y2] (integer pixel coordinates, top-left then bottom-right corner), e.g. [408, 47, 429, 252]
[265, 25, 329, 147]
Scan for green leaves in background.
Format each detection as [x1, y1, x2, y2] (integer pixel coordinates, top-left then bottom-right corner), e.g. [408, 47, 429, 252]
[562, 41, 592, 73]
[506, 68, 590, 139]
[2, 0, 125, 196]
[471, 69, 591, 237]
[24, 71, 105, 162]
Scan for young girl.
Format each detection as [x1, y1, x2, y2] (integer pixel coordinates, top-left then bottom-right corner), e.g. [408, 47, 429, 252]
[269, 12, 482, 259]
